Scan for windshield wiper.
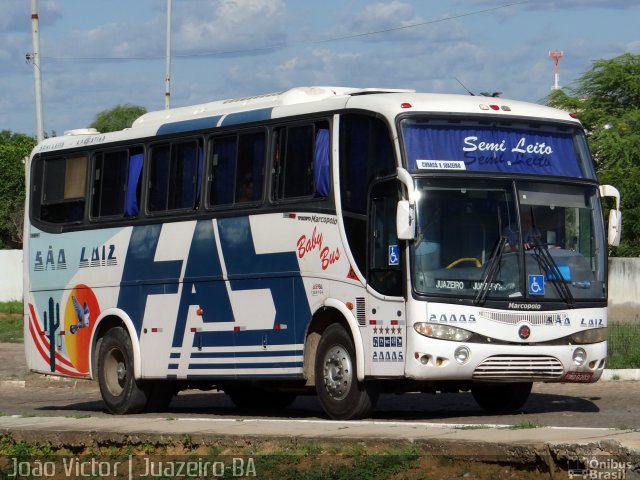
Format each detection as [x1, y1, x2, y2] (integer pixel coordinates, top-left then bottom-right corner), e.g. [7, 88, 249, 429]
[529, 243, 575, 308]
[474, 236, 507, 306]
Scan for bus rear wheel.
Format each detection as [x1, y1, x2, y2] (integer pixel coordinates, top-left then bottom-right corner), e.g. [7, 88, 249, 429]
[471, 382, 532, 413]
[315, 324, 378, 420]
[98, 327, 148, 414]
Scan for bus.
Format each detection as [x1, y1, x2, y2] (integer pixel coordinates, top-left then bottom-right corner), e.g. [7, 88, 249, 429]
[23, 86, 622, 420]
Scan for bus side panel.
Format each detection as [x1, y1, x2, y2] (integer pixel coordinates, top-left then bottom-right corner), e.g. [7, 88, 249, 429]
[25, 226, 131, 378]
[25, 211, 365, 381]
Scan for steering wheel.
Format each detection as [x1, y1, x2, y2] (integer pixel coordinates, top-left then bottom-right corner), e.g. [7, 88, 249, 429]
[446, 257, 482, 269]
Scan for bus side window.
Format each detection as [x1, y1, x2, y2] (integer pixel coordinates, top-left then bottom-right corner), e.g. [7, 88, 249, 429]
[209, 135, 237, 207]
[271, 121, 329, 201]
[169, 140, 200, 210]
[91, 147, 143, 219]
[235, 131, 265, 204]
[149, 139, 201, 213]
[37, 155, 87, 224]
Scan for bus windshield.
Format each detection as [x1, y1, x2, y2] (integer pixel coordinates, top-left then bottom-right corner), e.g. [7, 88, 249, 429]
[411, 178, 606, 303]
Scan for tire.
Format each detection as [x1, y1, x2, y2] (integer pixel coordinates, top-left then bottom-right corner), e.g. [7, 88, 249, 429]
[315, 323, 378, 420]
[226, 388, 297, 411]
[471, 382, 533, 413]
[97, 327, 149, 414]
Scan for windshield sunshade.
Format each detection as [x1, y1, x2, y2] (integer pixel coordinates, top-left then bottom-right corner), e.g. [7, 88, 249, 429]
[402, 120, 595, 179]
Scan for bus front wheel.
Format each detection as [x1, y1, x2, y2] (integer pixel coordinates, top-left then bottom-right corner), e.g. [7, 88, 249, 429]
[471, 382, 532, 413]
[98, 327, 148, 414]
[315, 324, 378, 420]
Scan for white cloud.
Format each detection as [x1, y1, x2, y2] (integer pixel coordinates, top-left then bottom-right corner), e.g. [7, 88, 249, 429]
[169, 0, 287, 54]
[41, 0, 287, 60]
[333, 1, 465, 44]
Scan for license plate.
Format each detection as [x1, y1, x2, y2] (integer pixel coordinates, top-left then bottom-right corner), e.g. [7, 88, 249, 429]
[563, 371, 593, 382]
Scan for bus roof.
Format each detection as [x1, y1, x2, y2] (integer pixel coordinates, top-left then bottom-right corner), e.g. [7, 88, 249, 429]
[31, 86, 580, 155]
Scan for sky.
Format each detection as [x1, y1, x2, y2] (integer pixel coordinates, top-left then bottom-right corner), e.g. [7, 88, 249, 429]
[1, 0, 639, 138]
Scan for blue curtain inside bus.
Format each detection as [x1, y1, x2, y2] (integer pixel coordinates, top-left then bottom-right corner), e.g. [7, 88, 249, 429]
[403, 125, 583, 177]
[196, 146, 203, 204]
[125, 153, 143, 216]
[213, 137, 236, 205]
[251, 135, 265, 201]
[314, 128, 330, 197]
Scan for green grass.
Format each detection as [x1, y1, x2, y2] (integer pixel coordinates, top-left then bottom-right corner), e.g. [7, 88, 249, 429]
[0, 435, 552, 480]
[0, 301, 23, 343]
[607, 324, 640, 369]
[506, 421, 543, 430]
[0, 313, 22, 343]
[0, 301, 22, 315]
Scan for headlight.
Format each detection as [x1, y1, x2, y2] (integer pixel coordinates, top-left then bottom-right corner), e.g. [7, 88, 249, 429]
[570, 328, 608, 344]
[414, 323, 473, 342]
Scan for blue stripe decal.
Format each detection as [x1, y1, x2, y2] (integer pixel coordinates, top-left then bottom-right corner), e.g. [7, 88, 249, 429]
[170, 353, 181, 359]
[117, 225, 182, 334]
[190, 350, 303, 359]
[168, 364, 179, 369]
[220, 108, 273, 127]
[156, 115, 222, 135]
[189, 361, 303, 370]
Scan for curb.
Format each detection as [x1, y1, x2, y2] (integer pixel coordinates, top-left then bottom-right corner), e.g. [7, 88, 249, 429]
[0, 416, 638, 473]
[600, 369, 640, 381]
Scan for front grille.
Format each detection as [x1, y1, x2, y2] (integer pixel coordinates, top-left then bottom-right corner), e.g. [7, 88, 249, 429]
[479, 310, 570, 326]
[473, 355, 563, 380]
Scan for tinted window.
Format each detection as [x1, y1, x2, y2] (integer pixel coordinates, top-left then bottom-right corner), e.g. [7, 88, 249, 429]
[36, 155, 87, 224]
[208, 131, 265, 207]
[149, 140, 202, 213]
[272, 121, 330, 201]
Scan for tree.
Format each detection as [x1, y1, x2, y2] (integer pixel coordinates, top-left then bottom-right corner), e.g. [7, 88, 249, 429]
[0, 130, 36, 249]
[548, 53, 640, 256]
[90, 104, 147, 133]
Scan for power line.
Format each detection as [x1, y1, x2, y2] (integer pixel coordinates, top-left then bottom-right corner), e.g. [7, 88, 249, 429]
[41, 1, 528, 63]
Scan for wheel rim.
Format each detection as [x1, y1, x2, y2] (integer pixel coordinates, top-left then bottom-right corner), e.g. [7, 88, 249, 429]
[321, 344, 353, 401]
[104, 346, 127, 397]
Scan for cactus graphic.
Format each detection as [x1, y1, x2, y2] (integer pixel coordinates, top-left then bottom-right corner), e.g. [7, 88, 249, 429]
[43, 297, 60, 372]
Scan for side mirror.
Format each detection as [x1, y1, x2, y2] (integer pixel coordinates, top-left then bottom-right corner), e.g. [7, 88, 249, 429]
[608, 209, 622, 246]
[397, 200, 416, 240]
[599, 184, 622, 247]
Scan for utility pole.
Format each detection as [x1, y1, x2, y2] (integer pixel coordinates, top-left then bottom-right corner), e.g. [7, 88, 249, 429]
[165, 0, 172, 109]
[30, 0, 44, 143]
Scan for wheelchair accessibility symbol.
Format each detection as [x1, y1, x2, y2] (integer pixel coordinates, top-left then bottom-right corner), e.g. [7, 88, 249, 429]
[528, 275, 545, 295]
[388, 245, 399, 266]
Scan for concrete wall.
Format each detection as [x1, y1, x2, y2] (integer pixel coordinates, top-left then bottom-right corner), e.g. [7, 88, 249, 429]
[0, 250, 22, 302]
[608, 257, 640, 324]
[0, 250, 637, 320]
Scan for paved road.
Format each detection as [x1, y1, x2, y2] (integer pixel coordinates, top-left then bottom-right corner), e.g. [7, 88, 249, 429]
[2, 343, 640, 429]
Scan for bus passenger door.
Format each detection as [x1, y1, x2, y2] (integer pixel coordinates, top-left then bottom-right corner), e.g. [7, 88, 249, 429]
[366, 179, 406, 376]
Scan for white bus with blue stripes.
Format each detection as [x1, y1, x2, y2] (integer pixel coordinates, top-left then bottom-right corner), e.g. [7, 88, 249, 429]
[24, 86, 621, 419]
